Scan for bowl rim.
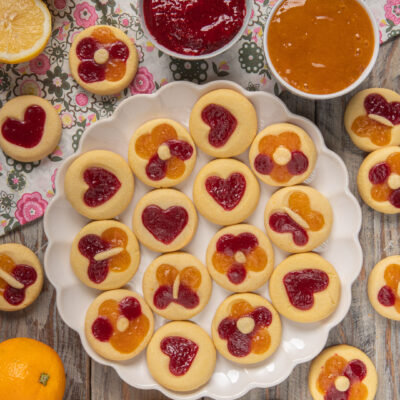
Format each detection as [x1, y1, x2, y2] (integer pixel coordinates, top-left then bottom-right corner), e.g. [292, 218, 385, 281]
[263, 0, 380, 100]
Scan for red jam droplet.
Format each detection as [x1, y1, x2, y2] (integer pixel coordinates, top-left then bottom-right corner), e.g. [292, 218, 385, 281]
[76, 37, 98, 60]
[167, 139, 193, 160]
[389, 189, 400, 208]
[146, 154, 167, 181]
[3, 265, 37, 306]
[78, 61, 106, 83]
[324, 386, 349, 400]
[109, 41, 129, 61]
[153, 284, 199, 309]
[344, 359, 367, 382]
[364, 93, 400, 125]
[251, 307, 272, 328]
[216, 232, 258, 255]
[368, 162, 390, 184]
[119, 296, 141, 320]
[287, 151, 309, 175]
[269, 212, 309, 246]
[227, 263, 247, 284]
[92, 316, 114, 342]
[254, 154, 274, 175]
[378, 285, 395, 306]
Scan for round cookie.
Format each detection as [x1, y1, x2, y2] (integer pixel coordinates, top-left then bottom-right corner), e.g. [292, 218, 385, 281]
[211, 293, 281, 364]
[0, 95, 61, 162]
[344, 88, 400, 152]
[368, 255, 400, 321]
[128, 118, 196, 188]
[0, 243, 43, 311]
[189, 89, 257, 157]
[142, 252, 211, 320]
[64, 150, 134, 220]
[269, 253, 341, 323]
[69, 25, 138, 95]
[206, 224, 274, 292]
[70, 220, 140, 290]
[308, 345, 378, 400]
[132, 188, 197, 253]
[85, 289, 154, 361]
[146, 321, 216, 392]
[357, 146, 400, 213]
[264, 185, 333, 253]
[249, 123, 317, 186]
[193, 158, 260, 225]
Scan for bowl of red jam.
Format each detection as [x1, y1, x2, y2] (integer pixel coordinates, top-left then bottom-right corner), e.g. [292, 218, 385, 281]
[139, 0, 253, 59]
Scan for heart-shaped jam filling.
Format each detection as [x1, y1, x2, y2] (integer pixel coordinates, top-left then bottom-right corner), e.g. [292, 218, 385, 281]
[364, 93, 400, 125]
[377, 263, 400, 312]
[269, 212, 309, 246]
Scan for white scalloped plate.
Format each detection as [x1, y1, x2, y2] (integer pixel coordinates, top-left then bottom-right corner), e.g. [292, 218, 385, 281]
[44, 81, 362, 400]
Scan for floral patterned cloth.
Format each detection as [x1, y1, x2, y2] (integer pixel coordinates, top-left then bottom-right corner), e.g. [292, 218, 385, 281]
[0, 0, 397, 236]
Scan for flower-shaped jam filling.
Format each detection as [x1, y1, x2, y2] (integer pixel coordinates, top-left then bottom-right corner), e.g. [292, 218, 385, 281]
[153, 264, 201, 309]
[269, 191, 324, 246]
[0, 254, 37, 306]
[76, 27, 130, 83]
[254, 132, 309, 183]
[317, 354, 368, 400]
[78, 228, 130, 284]
[212, 233, 267, 284]
[135, 123, 193, 181]
[91, 296, 150, 353]
[377, 263, 400, 313]
[218, 300, 272, 357]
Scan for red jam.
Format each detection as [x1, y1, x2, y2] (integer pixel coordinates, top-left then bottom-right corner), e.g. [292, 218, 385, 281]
[364, 93, 400, 125]
[160, 336, 198, 376]
[254, 154, 274, 175]
[368, 162, 390, 184]
[119, 296, 141, 320]
[378, 285, 395, 306]
[3, 265, 37, 306]
[92, 316, 114, 342]
[153, 285, 199, 309]
[269, 212, 308, 246]
[287, 151, 309, 175]
[143, 0, 247, 56]
[1, 105, 46, 148]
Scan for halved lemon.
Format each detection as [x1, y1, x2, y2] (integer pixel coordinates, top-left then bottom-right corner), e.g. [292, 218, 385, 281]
[0, 0, 51, 64]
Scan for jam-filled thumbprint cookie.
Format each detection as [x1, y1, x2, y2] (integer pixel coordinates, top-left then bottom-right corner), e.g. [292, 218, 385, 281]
[132, 188, 197, 253]
[128, 118, 196, 188]
[85, 289, 154, 361]
[206, 224, 274, 292]
[193, 158, 260, 225]
[146, 321, 216, 392]
[269, 253, 341, 323]
[308, 345, 378, 400]
[0, 95, 61, 162]
[142, 252, 211, 320]
[64, 150, 134, 220]
[212, 293, 281, 364]
[70, 220, 140, 290]
[0, 244, 43, 312]
[189, 89, 257, 157]
[264, 185, 333, 253]
[69, 25, 138, 95]
[249, 123, 317, 186]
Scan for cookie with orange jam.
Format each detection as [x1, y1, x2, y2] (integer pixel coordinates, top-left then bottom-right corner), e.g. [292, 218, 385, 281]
[211, 293, 281, 364]
[69, 25, 138, 95]
[308, 345, 377, 400]
[85, 289, 154, 361]
[128, 119, 196, 188]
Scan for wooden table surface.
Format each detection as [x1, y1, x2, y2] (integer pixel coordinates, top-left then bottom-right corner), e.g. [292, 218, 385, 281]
[1, 38, 400, 400]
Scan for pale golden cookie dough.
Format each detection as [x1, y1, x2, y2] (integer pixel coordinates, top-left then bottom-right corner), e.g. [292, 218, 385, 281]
[193, 158, 260, 225]
[0, 243, 43, 311]
[211, 293, 281, 364]
[128, 118, 196, 188]
[64, 150, 134, 220]
[146, 321, 216, 392]
[206, 224, 274, 292]
[249, 123, 317, 187]
[70, 220, 140, 290]
[132, 188, 197, 253]
[142, 252, 212, 320]
[264, 185, 333, 253]
[85, 289, 154, 361]
[269, 253, 340, 323]
[0, 95, 61, 162]
[189, 89, 257, 157]
[308, 345, 378, 400]
[69, 25, 138, 95]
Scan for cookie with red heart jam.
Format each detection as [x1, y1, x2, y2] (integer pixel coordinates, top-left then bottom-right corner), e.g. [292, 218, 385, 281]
[132, 188, 197, 253]
[85, 289, 154, 361]
[269, 253, 340, 323]
[308, 345, 377, 400]
[249, 123, 316, 186]
[212, 293, 281, 364]
[0, 243, 43, 312]
[146, 321, 216, 392]
[189, 89, 257, 157]
[206, 224, 274, 292]
[142, 252, 211, 320]
[128, 118, 196, 188]
[264, 185, 333, 253]
[193, 158, 260, 225]
[69, 25, 138, 95]
[0, 95, 61, 162]
[64, 150, 134, 220]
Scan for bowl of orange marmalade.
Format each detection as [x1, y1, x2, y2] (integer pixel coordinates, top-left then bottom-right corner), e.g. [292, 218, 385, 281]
[264, 0, 379, 99]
